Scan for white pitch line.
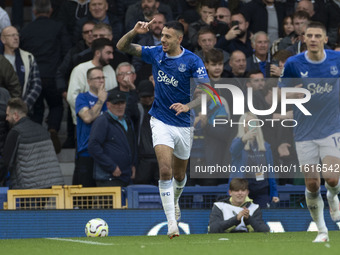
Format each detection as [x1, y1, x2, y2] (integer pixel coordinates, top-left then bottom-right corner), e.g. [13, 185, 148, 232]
[46, 238, 114, 246]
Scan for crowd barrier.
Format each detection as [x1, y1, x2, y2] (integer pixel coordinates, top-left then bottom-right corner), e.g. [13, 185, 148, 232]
[2, 186, 122, 210]
[1, 184, 328, 210]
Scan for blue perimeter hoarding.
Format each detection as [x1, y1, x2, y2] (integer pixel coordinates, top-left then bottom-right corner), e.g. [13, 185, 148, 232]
[0, 209, 340, 239]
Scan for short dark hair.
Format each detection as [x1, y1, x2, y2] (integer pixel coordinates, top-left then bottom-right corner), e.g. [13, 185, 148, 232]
[197, 27, 216, 39]
[204, 48, 223, 63]
[91, 38, 113, 55]
[82, 20, 96, 30]
[33, 0, 51, 15]
[87, 67, 103, 79]
[292, 10, 310, 21]
[7, 98, 28, 116]
[306, 21, 327, 35]
[199, 0, 219, 10]
[231, 12, 246, 22]
[246, 70, 263, 78]
[229, 178, 248, 191]
[164, 21, 184, 36]
[272, 49, 293, 63]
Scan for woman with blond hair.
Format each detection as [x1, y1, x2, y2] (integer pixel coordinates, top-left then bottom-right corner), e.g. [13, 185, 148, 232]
[229, 112, 279, 208]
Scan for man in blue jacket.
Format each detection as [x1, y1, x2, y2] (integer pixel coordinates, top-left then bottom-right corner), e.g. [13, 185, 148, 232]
[88, 90, 137, 187]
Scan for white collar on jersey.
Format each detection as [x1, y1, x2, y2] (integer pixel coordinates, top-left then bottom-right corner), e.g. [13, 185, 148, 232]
[165, 46, 185, 59]
[304, 50, 326, 64]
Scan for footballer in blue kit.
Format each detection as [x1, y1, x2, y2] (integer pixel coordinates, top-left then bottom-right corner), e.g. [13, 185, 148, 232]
[279, 22, 340, 243]
[142, 45, 208, 127]
[117, 19, 209, 239]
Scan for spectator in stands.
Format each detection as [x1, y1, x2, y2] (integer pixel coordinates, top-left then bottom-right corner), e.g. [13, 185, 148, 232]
[216, 12, 253, 58]
[208, 178, 270, 233]
[177, 9, 200, 52]
[296, 0, 327, 25]
[270, 15, 294, 56]
[56, 0, 90, 40]
[0, 87, 10, 157]
[190, 76, 230, 186]
[109, 62, 139, 132]
[67, 38, 117, 125]
[227, 50, 247, 80]
[20, 0, 72, 154]
[278, 11, 310, 53]
[56, 21, 95, 97]
[1, 98, 64, 189]
[73, 0, 123, 46]
[56, 20, 95, 149]
[73, 67, 107, 187]
[124, 0, 173, 33]
[0, 6, 10, 33]
[270, 49, 293, 78]
[245, 70, 265, 91]
[230, 112, 279, 208]
[74, 23, 130, 71]
[0, 55, 21, 98]
[134, 80, 159, 185]
[246, 31, 271, 77]
[215, 6, 231, 26]
[1, 26, 42, 114]
[195, 27, 230, 71]
[325, 0, 340, 47]
[241, 0, 287, 45]
[88, 90, 137, 187]
[132, 12, 166, 73]
[188, 0, 227, 50]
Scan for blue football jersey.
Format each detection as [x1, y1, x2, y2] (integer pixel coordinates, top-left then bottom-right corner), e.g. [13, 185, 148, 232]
[76, 92, 107, 156]
[279, 50, 340, 141]
[142, 46, 209, 127]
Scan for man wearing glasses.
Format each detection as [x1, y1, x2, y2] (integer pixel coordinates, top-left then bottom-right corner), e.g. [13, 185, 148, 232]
[73, 66, 107, 187]
[108, 62, 139, 133]
[0, 26, 42, 114]
[67, 37, 117, 125]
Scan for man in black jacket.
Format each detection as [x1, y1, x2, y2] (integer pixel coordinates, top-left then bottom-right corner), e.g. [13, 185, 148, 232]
[20, 0, 72, 154]
[209, 178, 270, 233]
[241, 0, 287, 45]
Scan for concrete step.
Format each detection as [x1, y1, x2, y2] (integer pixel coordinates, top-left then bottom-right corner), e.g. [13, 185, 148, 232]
[59, 162, 74, 186]
[58, 149, 75, 186]
[57, 148, 76, 163]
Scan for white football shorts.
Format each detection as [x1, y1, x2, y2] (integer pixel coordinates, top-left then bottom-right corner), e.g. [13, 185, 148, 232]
[150, 116, 193, 160]
[296, 132, 340, 165]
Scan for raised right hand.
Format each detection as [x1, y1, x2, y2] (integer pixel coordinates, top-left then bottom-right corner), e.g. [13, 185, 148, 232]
[133, 18, 155, 34]
[97, 83, 107, 103]
[242, 128, 257, 143]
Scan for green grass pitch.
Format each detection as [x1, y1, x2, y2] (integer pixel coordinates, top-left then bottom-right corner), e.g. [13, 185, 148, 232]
[1, 231, 339, 255]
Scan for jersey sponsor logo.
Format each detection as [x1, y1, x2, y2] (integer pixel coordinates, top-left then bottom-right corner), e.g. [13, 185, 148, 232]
[330, 66, 338, 76]
[157, 70, 179, 87]
[300, 71, 308, 78]
[178, 63, 186, 72]
[307, 82, 333, 95]
[89, 101, 96, 106]
[196, 67, 205, 75]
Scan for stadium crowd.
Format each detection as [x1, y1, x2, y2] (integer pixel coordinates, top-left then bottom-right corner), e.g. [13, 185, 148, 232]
[0, 0, 339, 209]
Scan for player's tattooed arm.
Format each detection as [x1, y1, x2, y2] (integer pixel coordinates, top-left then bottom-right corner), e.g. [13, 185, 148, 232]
[117, 19, 155, 57]
[186, 84, 212, 109]
[116, 30, 142, 57]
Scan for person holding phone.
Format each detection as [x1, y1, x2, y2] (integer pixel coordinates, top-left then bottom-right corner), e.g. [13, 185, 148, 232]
[229, 112, 279, 208]
[216, 12, 253, 58]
